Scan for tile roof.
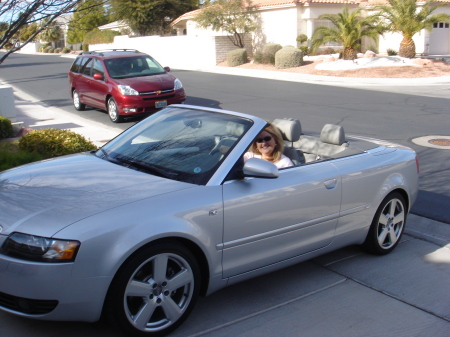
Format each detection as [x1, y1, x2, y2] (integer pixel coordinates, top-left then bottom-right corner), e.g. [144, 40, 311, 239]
[171, 0, 450, 25]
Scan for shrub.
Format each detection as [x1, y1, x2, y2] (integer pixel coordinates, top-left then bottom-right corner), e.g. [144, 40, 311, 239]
[0, 140, 44, 172]
[275, 46, 303, 69]
[0, 116, 13, 139]
[82, 43, 89, 52]
[296, 34, 308, 44]
[299, 46, 309, 56]
[387, 48, 398, 56]
[253, 50, 263, 63]
[53, 47, 61, 53]
[323, 47, 336, 55]
[19, 129, 97, 158]
[62, 46, 71, 53]
[43, 46, 53, 53]
[83, 29, 121, 45]
[262, 43, 282, 64]
[227, 49, 248, 67]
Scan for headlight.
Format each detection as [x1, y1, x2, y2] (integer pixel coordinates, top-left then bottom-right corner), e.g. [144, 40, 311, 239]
[118, 85, 139, 96]
[174, 78, 183, 90]
[1, 233, 80, 263]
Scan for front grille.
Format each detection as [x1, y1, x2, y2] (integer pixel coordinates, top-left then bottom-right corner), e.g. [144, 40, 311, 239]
[0, 291, 58, 315]
[143, 94, 175, 101]
[139, 88, 174, 96]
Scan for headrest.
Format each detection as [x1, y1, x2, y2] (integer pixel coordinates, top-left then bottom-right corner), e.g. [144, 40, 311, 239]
[226, 121, 245, 137]
[272, 118, 302, 142]
[320, 124, 345, 145]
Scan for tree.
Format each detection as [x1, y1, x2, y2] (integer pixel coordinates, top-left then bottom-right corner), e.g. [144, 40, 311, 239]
[67, 0, 110, 45]
[0, 1, 82, 65]
[194, 0, 258, 48]
[40, 19, 62, 48]
[376, 0, 450, 58]
[311, 6, 384, 60]
[109, 0, 199, 36]
[19, 23, 39, 43]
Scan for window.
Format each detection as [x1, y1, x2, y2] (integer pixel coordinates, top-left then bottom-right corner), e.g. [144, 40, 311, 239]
[314, 20, 341, 47]
[70, 58, 82, 73]
[81, 58, 93, 76]
[92, 59, 104, 77]
[434, 22, 449, 28]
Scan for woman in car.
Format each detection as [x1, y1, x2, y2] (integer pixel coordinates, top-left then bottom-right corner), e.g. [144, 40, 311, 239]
[244, 123, 294, 169]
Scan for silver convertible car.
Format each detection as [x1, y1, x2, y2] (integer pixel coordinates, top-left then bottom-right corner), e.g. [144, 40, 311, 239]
[0, 105, 418, 336]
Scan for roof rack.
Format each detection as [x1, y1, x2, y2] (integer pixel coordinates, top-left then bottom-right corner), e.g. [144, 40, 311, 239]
[79, 49, 141, 56]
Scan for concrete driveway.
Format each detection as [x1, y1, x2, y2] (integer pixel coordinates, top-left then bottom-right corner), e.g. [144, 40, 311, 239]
[1, 215, 448, 337]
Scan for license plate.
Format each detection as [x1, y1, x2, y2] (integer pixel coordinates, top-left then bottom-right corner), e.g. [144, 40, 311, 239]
[155, 100, 167, 108]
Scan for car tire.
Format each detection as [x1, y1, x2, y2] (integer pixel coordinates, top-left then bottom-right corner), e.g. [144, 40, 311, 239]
[362, 192, 407, 255]
[72, 90, 86, 111]
[105, 242, 201, 337]
[108, 97, 123, 123]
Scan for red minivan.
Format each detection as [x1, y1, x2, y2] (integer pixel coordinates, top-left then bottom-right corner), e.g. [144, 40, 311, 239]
[68, 49, 186, 123]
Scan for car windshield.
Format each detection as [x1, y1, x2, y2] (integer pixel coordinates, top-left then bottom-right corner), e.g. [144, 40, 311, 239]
[105, 56, 166, 79]
[98, 107, 253, 185]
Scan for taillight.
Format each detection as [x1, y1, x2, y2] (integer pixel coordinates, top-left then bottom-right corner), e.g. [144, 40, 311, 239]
[415, 156, 420, 174]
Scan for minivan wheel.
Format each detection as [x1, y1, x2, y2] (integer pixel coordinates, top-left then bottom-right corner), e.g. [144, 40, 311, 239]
[108, 97, 122, 123]
[73, 90, 86, 111]
[106, 242, 200, 336]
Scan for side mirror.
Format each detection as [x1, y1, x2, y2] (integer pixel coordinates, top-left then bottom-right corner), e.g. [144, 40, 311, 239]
[243, 158, 279, 179]
[93, 73, 103, 81]
[164, 66, 171, 72]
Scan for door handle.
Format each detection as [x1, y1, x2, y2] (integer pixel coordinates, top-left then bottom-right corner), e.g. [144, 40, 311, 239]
[324, 178, 338, 189]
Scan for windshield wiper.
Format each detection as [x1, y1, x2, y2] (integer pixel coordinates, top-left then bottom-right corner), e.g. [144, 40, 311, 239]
[114, 155, 173, 178]
[98, 148, 114, 162]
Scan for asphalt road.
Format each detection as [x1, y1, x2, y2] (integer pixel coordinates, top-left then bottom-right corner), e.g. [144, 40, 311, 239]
[0, 52, 449, 224]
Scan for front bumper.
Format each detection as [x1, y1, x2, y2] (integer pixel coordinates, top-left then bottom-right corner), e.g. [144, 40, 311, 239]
[116, 89, 186, 116]
[0, 253, 112, 322]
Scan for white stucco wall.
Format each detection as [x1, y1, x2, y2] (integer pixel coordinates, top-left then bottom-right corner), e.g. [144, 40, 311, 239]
[255, 7, 298, 49]
[18, 42, 41, 54]
[378, 31, 427, 55]
[89, 34, 245, 68]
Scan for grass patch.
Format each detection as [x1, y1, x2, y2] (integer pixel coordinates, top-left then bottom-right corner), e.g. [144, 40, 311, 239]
[0, 140, 45, 172]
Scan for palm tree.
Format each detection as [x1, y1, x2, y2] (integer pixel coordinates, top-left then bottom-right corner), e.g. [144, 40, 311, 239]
[377, 0, 450, 58]
[40, 20, 62, 48]
[311, 6, 383, 60]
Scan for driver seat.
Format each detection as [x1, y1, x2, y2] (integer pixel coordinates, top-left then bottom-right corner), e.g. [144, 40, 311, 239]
[272, 118, 305, 165]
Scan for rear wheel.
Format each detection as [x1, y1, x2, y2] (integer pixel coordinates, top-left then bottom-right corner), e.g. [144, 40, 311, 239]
[362, 192, 407, 255]
[72, 90, 85, 111]
[108, 97, 122, 123]
[106, 242, 200, 336]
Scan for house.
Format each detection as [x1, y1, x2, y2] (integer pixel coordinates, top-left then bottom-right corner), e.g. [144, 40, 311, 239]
[171, 0, 450, 55]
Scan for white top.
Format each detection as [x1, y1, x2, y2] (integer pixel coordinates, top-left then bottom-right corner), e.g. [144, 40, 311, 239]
[243, 152, 294, 169]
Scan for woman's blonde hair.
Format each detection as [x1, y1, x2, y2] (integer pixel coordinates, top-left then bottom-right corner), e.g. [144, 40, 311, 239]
[250, 123, 284, 163]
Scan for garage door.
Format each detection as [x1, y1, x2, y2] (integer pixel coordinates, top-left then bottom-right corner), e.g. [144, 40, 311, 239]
[429, 22, 450, 55]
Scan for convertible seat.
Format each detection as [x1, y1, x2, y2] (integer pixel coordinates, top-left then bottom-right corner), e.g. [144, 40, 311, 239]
[209, 121, 245, 157]
[272, 118, 305, 165]
[317, 124, 347, 157]
[294, 135, 321, 162]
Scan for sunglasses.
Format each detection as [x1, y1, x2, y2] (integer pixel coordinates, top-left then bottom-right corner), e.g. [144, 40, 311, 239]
[256, 136, 272, 143]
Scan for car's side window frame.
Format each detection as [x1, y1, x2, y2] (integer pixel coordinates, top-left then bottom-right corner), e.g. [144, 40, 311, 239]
[70, 57, 83, 73]
[80, 58, 94, 76]
[92, 59, 105, 78]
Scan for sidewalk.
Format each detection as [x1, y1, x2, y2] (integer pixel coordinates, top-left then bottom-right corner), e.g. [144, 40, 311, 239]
[12, 83, 122, 147]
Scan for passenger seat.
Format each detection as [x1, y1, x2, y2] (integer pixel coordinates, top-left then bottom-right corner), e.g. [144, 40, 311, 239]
[317, 124, 347, 157]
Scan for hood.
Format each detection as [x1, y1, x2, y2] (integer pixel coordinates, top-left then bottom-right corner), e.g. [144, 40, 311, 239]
[115, 73, 176, 92]
[0, 153, 193, 237]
